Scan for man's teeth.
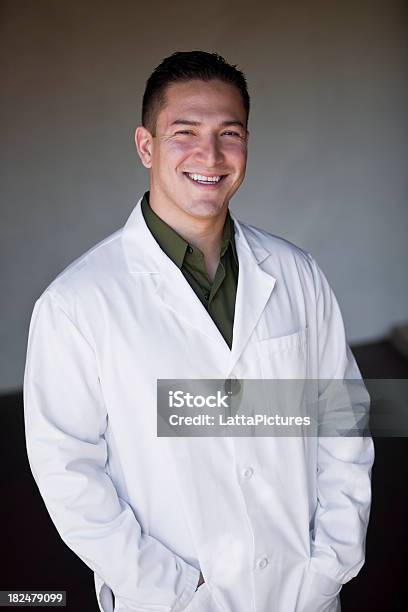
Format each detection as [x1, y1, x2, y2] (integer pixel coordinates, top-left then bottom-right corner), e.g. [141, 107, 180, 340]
[187, 173, 222, 183]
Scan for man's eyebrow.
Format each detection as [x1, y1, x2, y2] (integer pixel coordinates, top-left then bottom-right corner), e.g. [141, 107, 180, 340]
[170, 120, 201, 126]
[221, 120, 246, 129]
[170, 119, 246, 129]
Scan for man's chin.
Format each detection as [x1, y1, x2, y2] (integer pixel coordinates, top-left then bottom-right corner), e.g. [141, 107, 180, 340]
[184, 199, 227, 219]
[183, 188, 230, 215]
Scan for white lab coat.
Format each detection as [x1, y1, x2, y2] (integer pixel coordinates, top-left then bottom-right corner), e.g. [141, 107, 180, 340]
[23, 196, 374, 612]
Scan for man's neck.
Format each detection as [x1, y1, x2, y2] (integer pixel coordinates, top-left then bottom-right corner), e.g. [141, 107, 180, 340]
[149, 192, 228, 282]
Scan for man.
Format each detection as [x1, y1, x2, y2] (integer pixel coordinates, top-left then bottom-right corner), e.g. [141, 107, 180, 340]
[24, 51, 374, 612]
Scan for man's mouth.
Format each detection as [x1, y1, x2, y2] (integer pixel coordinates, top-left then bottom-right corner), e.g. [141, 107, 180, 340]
[183, 172, 227, 186]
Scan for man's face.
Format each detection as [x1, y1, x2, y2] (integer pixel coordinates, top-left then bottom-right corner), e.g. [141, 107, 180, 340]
[137, 79, 248, 220]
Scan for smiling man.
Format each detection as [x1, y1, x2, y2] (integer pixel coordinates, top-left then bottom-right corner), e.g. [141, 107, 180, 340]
[24, 51, 374, 612]
[135, 69, 249, 286]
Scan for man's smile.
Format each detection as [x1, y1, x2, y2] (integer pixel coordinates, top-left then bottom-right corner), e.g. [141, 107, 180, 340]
[183, 172, 227, 187]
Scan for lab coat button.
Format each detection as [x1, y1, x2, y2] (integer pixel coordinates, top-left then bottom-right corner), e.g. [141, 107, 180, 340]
[257, 557, 269, 570]
[224, 376, 241, 395]
[242, 467, 254, 479]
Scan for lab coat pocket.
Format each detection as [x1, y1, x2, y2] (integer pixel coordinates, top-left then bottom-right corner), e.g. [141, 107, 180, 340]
[184, 583, 221, 612]
[257, 328, 308, 379]
[296, 567, 342, 612]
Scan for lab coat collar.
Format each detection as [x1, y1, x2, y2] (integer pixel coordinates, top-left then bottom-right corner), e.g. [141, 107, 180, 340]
[121, 196, 276, 374]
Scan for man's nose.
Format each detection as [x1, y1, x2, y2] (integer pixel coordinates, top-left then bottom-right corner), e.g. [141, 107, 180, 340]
[195, 134, 224, 166]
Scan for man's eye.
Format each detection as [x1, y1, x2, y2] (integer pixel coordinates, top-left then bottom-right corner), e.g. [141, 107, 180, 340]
[222, 131, 241, 137]
[175, 130, 193, 135]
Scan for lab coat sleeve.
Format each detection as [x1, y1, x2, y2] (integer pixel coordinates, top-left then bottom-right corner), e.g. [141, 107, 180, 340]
[23, 289, 199, 612]
[307, 255, 374, 585]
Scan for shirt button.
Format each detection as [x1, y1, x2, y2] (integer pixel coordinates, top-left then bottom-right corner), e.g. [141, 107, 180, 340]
[204, 291, 210, 301]
[187, 245, 193, 254]
[257, 557, 269, 570]
[242, 467, 254, 479]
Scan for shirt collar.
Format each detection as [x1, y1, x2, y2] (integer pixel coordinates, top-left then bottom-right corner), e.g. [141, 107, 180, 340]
[141, 191, 238, 269]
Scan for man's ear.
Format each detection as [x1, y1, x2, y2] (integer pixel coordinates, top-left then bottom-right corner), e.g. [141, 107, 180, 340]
[135, 126, 153, 169]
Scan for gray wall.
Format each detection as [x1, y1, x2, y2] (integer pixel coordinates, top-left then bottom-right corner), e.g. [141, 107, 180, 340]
[1, 0, 407, 392]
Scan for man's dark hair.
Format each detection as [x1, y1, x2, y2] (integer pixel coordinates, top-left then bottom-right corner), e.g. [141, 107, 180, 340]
[142, 50, 250, 136]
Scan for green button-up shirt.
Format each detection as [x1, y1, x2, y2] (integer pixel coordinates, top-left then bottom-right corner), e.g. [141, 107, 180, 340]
[141, 192, 238, 349]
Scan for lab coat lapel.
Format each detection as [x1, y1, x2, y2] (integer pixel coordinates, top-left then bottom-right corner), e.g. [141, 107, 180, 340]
[156, 266, 232, 355]
[225, 217, 276, 374]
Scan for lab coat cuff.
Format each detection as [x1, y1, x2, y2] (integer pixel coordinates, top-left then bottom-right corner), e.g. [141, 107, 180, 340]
[171, 563, 201, 612]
